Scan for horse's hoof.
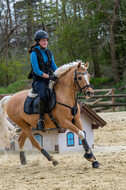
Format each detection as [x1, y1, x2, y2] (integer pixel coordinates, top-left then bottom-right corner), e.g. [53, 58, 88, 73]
[21, 160, 27, 165]
[92, 161, 100, 168]
[52, 161, 59, 166]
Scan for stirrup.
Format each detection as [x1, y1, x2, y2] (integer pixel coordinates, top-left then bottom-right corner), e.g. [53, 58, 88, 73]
[37, 119, 45, 130]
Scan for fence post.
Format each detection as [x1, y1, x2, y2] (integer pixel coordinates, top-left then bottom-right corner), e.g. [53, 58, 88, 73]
[125, 97, 126, 111]
[112, 88, 115, 111]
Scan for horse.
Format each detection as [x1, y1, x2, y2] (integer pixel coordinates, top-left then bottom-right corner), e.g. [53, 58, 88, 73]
[0, 61, 100, 168]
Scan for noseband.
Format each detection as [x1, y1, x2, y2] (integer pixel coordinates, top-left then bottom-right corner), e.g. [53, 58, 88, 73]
[74, 69, 93, 93]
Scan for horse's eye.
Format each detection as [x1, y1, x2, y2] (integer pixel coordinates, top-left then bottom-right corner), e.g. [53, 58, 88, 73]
[78, 76, 82, 80]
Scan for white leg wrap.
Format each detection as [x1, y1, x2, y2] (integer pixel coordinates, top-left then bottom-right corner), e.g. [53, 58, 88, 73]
[78, 130, 85, 140]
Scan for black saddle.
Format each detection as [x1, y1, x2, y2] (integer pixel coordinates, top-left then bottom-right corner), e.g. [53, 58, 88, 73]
[24, 88, 56, 114]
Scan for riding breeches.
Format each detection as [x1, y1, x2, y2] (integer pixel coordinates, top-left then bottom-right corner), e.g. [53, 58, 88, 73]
[32, 80, 48, 102]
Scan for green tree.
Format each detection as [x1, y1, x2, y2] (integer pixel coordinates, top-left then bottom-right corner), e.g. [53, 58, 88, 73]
[0, 0, 126, 87]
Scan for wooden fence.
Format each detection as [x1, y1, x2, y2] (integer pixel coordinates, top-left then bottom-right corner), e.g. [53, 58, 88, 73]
[1, 89, 126, 111]
[78, 88, 126, 111]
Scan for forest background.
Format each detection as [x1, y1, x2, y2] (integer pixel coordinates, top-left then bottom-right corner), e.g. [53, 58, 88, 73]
[0, 0, 126, 93]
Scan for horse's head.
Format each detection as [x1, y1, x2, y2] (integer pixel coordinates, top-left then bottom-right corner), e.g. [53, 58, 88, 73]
[75, 62, 94, 98]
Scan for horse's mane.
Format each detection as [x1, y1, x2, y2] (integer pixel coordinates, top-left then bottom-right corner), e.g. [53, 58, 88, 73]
[54, 61, 85, 77]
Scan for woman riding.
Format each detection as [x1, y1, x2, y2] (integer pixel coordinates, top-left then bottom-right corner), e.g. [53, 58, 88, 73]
[28, 29, 58, 130]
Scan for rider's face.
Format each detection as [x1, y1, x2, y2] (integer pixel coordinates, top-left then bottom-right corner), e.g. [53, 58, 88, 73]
[39, 39, 48, 48]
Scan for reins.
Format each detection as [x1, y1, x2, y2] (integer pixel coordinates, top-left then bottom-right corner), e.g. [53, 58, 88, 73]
[56, 81, 78, 91]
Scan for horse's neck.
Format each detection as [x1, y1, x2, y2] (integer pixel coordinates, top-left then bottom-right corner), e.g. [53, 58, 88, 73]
[55, 68, 77, 105]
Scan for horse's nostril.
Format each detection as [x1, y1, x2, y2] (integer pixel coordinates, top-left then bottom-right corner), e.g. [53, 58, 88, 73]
[87, 91, 91, 96]
[85, 91, 94, 97]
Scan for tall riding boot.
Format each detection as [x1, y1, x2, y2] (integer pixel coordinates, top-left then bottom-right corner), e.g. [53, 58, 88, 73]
[37, 100, 46, 130]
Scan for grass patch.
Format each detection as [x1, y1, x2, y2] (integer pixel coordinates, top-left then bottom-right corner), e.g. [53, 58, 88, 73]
[90, 77, 113, 88]
[0, 79, 31, 94]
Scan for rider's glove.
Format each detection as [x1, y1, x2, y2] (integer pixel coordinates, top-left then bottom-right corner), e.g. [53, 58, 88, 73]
[49, 75, 58, 81]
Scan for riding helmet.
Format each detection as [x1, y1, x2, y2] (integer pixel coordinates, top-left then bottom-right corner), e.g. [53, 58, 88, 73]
[34, 30, 49, 41]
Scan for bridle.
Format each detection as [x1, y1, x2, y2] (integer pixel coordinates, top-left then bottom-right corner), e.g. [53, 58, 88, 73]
[74, 69, 93, 93]
[56, 68, 93, 123]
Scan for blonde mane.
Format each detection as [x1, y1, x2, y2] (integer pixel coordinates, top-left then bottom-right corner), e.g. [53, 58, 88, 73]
[54, 61, 86, 77]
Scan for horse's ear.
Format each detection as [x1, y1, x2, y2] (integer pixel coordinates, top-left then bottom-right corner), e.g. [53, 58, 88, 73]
[84, 62, 89, 69]
[77, 62, 81, 69]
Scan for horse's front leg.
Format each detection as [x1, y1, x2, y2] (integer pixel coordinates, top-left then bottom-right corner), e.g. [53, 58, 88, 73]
[65, 118, 100, 168]
[78, 130, 100, 168]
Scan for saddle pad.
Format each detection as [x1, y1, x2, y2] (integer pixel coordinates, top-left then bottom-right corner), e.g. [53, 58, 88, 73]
[24, 89, 56, 114]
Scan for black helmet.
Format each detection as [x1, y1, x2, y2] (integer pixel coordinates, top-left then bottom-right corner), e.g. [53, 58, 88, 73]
[34, 30, 49, 41]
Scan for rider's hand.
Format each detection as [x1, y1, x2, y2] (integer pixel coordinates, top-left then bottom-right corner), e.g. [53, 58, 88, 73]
[49, 75, 58, 81]
[42, 73, 49, 78]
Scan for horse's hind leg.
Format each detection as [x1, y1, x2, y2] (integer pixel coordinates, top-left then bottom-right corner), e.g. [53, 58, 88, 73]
[23, 128, 59, 166]
[18, 131, 27, 165]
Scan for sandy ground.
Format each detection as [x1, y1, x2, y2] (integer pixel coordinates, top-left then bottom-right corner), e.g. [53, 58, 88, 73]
[0, 111, 126, 190]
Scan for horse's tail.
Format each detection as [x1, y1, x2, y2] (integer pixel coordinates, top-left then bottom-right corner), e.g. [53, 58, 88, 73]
[0, 96, 16, 148]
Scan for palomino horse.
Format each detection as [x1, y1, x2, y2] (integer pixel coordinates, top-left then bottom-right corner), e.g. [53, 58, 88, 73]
[0, 61, 100, 168]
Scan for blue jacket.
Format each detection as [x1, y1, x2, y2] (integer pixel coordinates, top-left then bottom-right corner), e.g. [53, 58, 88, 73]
[30, 46, 57, 77]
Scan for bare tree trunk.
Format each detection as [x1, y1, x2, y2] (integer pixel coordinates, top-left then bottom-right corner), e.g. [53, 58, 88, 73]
[34, 0, 39, 30]
[5, 7, 10, 86]
[6, 0, 12, 29]
[109, 0, 121, 84]
[110, 22, 120, 84]
[61, 0, 67, 24]
[56, 0, 59, 28]
[13, 0, 18, 37]
[91, 45, 101, 77]
[73, 0, 77, 20]
[26, 0, 33, 47]
[6, 36, 9, 86]
[39, 0, 48, 32]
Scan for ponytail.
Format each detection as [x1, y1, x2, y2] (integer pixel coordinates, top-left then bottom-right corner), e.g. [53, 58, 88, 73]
[29, 42, 39, 53]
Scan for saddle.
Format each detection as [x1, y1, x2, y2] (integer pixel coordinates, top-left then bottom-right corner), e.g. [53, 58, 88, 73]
[24, 88, 56, 114]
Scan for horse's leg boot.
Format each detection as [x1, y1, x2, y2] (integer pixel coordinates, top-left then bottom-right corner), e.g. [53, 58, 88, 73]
[37, 100, 45, 130]
[82, 138, 96, 161]
[20, 151, 27, 165]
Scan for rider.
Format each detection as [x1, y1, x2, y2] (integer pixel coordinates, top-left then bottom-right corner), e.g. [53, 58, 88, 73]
[28, 29, 58, 130]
